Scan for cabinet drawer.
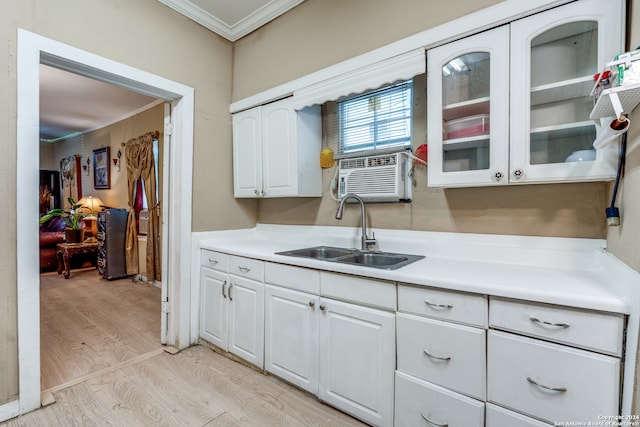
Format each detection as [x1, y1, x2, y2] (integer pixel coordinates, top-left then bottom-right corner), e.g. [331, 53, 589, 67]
[320, 272, 395, 310]
[200, 249, 228, 272]
[265, 262, 319, 294]
[229, 255, 264, 282]
[397, 313, 486, 400]
[486, 403, 552, 427]
[398, 284, 487, 327]
[394, 371, 485, 427]
[487, 330, 620, 423]
[490, 297, 625, 356]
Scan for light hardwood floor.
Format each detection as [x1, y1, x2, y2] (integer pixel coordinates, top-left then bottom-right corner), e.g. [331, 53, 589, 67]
[1, 269, 365, 426]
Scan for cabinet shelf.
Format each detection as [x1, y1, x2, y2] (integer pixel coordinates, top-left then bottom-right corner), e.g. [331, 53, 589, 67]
[531, 76, 594, 106]
[443, 97, 490, 121]
[530, 120, 595, 142]
[443, 135, 490, 151]
[590, 83, 640, 119]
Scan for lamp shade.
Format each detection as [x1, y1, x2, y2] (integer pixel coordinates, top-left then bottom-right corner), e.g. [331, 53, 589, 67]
[78, 196, 104, 214]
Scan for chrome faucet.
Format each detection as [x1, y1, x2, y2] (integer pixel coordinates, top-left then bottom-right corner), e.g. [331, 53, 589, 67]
[335, 193, 377, 251]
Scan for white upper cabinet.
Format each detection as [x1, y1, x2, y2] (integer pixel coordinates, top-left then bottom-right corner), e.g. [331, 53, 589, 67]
[233, 97, 322, 198]
[428, 25, 510, 187]
[427, 0, 624, 187]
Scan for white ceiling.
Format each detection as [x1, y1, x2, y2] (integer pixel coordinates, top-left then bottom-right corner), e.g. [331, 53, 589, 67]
[40, 1, 303, 141]
[39, 65, 160, 141]
[157, 0, 305, 42]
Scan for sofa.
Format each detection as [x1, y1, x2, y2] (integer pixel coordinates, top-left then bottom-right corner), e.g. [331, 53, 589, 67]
[39, 218, 65, 272]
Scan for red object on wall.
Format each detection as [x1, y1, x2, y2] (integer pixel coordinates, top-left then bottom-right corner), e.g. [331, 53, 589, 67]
[414, 143, 427, 165]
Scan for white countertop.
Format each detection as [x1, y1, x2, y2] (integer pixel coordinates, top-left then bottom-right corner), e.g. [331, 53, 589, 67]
[198, 224, 632, 315]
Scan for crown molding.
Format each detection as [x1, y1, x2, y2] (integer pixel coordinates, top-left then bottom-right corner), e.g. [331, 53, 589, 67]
[158, 0, 304, 42]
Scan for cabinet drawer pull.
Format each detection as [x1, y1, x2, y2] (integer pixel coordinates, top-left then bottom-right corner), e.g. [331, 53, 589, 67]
[221, 280, 227, 298]
[420, 413, 448, 427]
[526, 376, 567, 393]
[423, 350, 451, 362]
[424, 300, 453, 310]
[208, 258, 218, 265]
[238, 266, 251, 273]
[228, 284, 233, 301]
[530, 316, 570, 329]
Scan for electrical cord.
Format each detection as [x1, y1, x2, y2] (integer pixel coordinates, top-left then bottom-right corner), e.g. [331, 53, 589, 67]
[607, 123, 628, 226]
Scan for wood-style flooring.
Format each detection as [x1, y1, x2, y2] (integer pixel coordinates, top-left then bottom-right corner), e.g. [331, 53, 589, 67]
[1, 269, 365, 426]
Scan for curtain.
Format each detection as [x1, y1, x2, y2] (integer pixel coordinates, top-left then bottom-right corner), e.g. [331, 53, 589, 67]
[124, 131, 160, 281]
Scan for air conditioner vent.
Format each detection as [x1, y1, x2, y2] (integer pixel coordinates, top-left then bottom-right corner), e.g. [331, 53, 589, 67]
[367, 155, 397, 167]
[338, 152, 411, 202]
[340, 158, 366, 169]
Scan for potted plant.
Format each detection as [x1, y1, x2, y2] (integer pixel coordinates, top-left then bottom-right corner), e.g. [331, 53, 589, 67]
[39, 197, 88, 243]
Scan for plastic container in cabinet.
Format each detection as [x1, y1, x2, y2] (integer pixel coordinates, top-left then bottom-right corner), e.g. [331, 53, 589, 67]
[444, 114, 490, 140]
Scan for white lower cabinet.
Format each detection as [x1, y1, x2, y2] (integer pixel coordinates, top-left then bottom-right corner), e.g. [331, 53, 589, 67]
[227, 274, 265, 368]
[318, 297, 396, 427]
[200, 267, 228, 349]
[264, 285, 319, 394]
[202, 253, 627, 427]
[485, 403, 552, 427]
[199, 253, 264, 369]
[395, 371, 485, 427]
[487, 330, 620, 424]
[397, 313, 486, 400]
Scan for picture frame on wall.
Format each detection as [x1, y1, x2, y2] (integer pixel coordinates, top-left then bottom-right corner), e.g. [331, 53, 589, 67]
[93, 146, 111, 189]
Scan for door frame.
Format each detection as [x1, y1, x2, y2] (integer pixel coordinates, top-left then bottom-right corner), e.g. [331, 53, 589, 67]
[15, 29, 194, 415]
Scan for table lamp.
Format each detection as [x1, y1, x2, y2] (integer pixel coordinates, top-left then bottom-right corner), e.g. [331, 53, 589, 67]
[78, 196, 104, 238]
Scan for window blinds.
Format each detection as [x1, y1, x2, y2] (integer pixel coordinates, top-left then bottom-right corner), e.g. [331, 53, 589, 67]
[336, 80, 413, 156]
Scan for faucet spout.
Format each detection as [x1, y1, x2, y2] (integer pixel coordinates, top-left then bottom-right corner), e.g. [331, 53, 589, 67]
[335, 193, 377, 251]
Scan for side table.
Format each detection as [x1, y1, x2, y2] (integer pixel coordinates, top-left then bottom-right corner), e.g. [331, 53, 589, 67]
[56, 241, 99, 279]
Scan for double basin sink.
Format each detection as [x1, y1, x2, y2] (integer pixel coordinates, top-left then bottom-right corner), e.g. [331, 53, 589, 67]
[275, 245, 424, 270]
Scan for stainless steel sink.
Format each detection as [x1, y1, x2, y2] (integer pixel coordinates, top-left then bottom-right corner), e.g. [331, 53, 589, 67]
[276, 246, 355, 259]
[276, 245, 424, 270]
[335, 253, 413, 268]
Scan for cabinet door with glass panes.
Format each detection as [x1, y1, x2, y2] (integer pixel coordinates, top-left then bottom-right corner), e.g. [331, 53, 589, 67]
[427, 25, 510, 187]
[509, 0, 622, 184]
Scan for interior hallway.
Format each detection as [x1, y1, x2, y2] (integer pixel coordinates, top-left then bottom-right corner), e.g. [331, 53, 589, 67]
[1, 269, 363, 426]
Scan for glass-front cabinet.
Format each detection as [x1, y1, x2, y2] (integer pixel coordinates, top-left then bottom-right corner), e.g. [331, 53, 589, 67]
[427, 0, 623, 187]
[428, 26, 509, 187]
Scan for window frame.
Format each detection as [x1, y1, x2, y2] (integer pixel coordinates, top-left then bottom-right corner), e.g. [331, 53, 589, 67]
[336, 80, 413, 158]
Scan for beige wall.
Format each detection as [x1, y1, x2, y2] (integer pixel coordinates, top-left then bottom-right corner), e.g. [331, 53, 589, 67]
[1, 0, 249, 407]
[232, 0, 503, 101]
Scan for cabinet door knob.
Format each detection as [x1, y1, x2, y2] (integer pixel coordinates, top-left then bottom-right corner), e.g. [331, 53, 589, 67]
[526, 376, 567, 393]
[319, 303, 326, 311]
[512, 168, 524, 179]
[221, 280, 227, 298]
[254, 189, 259, 195]
[261, 189, 266, 196]
[308, 301, 315, 308]
[493, 171, 504, 181]
[228, 284, 233, 301]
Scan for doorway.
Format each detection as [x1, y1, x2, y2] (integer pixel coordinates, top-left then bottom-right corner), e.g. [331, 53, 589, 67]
[39, 74, 165, 391]
[17, 29, 194, 415]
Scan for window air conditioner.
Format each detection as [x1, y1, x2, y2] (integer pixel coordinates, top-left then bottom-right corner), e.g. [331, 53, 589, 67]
[338, 152, 411, 202]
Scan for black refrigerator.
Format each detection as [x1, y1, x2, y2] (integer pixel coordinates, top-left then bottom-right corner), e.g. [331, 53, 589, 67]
[97, 208, 129, 280]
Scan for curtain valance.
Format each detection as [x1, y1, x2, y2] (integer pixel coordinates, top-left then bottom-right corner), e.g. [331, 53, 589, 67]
[292, 48, 425, 110]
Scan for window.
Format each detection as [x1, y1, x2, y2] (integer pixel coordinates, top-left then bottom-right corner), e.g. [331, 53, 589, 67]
[338, 80, 413, 156]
